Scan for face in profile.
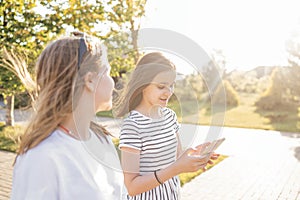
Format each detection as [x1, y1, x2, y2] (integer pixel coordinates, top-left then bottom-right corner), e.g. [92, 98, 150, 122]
[94, 64, 115, 112]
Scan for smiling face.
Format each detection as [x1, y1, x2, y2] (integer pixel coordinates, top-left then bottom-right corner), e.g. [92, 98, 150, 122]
[141, 70, 176, 109]
[114, 52, 178, 118]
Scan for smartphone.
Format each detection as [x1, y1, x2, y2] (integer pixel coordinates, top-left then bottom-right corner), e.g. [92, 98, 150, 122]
[189, 138, 225, 158]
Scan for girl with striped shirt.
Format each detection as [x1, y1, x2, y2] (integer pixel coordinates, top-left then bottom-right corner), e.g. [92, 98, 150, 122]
[114, 52, 219, 200]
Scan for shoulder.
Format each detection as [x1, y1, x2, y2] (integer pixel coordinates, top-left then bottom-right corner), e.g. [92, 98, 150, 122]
[123, 116, 139, 127]
[163, 107, 177, 117]
[26, 130, 62, 154]
[120, 117, 140, 135]
[123, 111, 148, 126]
[124, 115, 138, 124]
[127, 110, 148, 121]
[15, 130, 69, 168]
[11, 132, 66, 199]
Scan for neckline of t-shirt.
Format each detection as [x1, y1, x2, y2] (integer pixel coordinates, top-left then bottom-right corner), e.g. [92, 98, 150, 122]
[131, 108, 167, 120]
[55, 128, 111, 144]
[55, 128, 93, 143]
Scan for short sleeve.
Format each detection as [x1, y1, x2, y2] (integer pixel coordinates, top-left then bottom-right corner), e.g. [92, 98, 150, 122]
[170, 109, 180, 133]
[119, 119, 142, 151]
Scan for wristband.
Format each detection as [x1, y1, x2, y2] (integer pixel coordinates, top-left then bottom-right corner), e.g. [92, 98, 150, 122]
[154, 170, 163, 184]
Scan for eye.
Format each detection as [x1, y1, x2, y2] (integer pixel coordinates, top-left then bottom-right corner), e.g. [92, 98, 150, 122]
[157, 84, 165, 90]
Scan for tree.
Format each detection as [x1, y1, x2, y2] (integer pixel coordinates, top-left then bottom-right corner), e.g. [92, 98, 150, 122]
[38, 0, 106, 37]
[256, 32, 300, 111]
[105, 32, 136, 84]
[0, 0, 50, 50]
[0, 0, 46, 126]
[37, 0, 147, 79]
[285, 32, 300, 100]
[173, 73, 205, 101]
[0, 0, 148, 126]
[0, 68, 23, 126]
[201, 49, 227, 92]
[255, 66, 300, 111]
[101, 0, 148, 87]
[212, 80, 239, 107]
[106, 0, 147, 62]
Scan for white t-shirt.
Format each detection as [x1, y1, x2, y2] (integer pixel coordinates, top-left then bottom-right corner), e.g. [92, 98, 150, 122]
[11, 129, 126, 200]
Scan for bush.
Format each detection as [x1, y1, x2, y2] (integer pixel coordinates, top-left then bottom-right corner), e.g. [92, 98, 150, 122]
[14, 92, 31, 109]
[212, 80, 239, 107]
[0, 122, 22, 152]
[174, 74, 204, 101]
[255, 68, 299, 111]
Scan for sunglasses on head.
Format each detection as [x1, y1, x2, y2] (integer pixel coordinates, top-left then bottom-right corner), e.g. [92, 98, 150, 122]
[72, 31, 92, 70]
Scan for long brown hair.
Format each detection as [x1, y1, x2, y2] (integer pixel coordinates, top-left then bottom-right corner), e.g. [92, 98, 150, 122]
[17, 34, 109, 156]
[114, 52, 176, 117]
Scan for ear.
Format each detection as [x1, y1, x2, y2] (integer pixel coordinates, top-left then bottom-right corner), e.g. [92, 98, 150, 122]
[84, 72, 96, 92]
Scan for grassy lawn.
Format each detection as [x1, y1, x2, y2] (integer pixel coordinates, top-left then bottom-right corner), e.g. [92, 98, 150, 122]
[166, 93, 300, 133]
[0, 122, 20, 152]
[96, 110, 113, 118]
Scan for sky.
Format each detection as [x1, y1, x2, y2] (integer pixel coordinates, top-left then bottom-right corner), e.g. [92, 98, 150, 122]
[141, 0, 300, 72]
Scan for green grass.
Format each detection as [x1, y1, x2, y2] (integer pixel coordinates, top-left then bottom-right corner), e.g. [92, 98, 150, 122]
[96, 110, 114, 118]
[156, 93, 300, 133]
[0, 122, 21, 152]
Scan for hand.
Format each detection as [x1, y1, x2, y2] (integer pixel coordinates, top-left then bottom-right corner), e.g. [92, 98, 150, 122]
[188, 142, 211, 157]
[207, 153, 219, 165]
[201, 153, 220, 171]
[174, 147, 210, 173]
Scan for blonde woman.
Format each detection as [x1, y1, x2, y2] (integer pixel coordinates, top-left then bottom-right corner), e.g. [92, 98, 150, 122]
[115, 52, 219, 200]
[11, 33, 126, 199]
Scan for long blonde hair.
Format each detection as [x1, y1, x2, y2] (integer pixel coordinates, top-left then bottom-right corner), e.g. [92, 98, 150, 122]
[114, 52, 176, 117]
[17, 34, 109, 155]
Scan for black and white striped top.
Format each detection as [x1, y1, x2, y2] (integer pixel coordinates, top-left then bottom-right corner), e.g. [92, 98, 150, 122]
[119, 107, 181, 200]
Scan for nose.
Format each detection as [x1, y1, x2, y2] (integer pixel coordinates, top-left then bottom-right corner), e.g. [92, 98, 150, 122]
[165, 85, 174, 95]
[110, 76, 115, 88]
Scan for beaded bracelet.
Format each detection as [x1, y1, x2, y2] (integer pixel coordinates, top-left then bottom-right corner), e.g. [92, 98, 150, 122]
[154, 170, 163, 184]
